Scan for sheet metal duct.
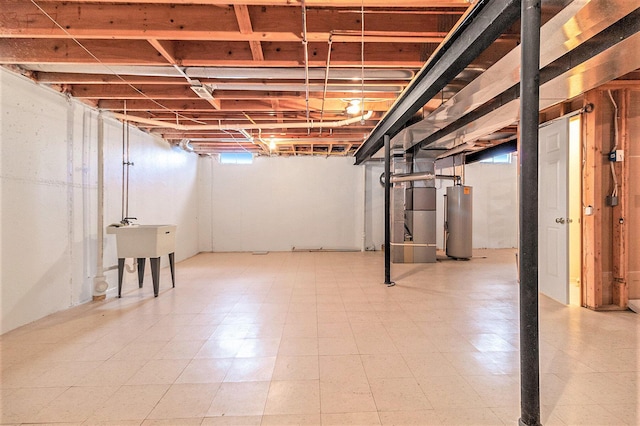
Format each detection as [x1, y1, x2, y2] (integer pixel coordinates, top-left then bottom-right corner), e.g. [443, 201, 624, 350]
[393, 0, 638, 152]
[392, 0, 639, 150]
[421, 29, 640, 151]
[22, 64, 414, 82]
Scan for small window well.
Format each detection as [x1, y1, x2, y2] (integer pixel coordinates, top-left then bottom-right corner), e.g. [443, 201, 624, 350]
[480, 153, 512, 164]
[219, 152, 254, 164]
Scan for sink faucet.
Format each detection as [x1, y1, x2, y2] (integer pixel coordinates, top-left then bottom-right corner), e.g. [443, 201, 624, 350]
[120, 217, 138, 226]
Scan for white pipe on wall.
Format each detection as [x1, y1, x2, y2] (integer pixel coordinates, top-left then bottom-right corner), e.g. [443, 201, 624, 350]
[362, 164, 367, 252]
[93, 113, 108, 298]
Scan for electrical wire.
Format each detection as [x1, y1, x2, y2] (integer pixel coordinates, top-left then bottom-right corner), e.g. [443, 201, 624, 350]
[360, 0, 365, 119]
[607, 90, 619, 198]
[218, 120, 252, 155]
[319, 35, 334, 135]
[301, 0, 310, 124]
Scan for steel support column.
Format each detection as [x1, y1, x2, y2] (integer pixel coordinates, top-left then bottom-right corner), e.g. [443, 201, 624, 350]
[519, 0, 542, 423]
[384, 134, 394, 286]
[354, 0, 520, 165]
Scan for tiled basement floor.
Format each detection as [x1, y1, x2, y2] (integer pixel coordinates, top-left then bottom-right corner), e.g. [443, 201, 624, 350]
[1, 250, 638, 425]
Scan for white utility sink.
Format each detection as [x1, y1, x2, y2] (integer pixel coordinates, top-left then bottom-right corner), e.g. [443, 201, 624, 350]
[107, 224, 176, 258]
[107, 224, 177, 297]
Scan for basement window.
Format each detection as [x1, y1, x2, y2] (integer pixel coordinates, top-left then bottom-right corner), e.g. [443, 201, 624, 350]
[219, 152, 254, 164]
[480, 153, 512, 164]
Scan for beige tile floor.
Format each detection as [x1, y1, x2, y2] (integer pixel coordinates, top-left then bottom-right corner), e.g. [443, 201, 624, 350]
[1, 249, 638, 425]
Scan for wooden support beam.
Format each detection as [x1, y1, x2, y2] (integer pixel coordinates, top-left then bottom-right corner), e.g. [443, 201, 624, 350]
[0, 39, 166, 64]
[0, 39, 436, 68]
[174, 40, 433, 67]
[148, 39, 178, 64]
[0, 1, 476, 43]
[611, 89, 630, 308]
[97, 98, 389, 112]
[33, 72, 412, 87]
[271, 99, 284, 123]
[28, 0, 472, 9]
[234, 4, 264, 61]
[71, 84, 397, 100]
[582, 90, 604, 309]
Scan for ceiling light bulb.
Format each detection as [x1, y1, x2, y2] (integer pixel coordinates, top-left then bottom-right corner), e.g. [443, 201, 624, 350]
[269, 139, 277, 150]
[346, 100, 362, 115]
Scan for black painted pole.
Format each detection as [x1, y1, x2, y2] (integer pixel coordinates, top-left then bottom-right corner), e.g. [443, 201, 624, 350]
[384, 134, 392, 285]
[519, 0, 542, 423]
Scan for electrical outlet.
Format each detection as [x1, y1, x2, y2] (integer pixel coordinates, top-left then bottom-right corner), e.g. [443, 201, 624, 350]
[608, 150, 624, 162]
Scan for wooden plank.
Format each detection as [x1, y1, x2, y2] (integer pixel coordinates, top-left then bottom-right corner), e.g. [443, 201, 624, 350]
[69, 84, 398, 100]
[599, 81, 640, 90]
[97, 97, 389, 111]
[35, 73, 189, 84]
[271, 99, 283, 123]
[582, 90, 604, 309]
[233, 4, 264, 61]
[0, 39, 506, 71]
[32, 0, 472, 8]
[0, 1, 239, 38]
[0, 39, 166, 64]
[611, 89, 630, 308]
[33, 73, 411, 87]
[206, 97, 222, 110]
[175, 40, 431, 67]
[148, 39, 177, 64]
[0, 1, 472, 42]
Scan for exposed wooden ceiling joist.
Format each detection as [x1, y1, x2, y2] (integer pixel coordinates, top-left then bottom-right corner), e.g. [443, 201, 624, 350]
[1, 0, 565, 156]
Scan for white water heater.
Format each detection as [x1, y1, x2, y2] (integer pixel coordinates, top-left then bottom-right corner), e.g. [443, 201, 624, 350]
[446, 185, 472, 259]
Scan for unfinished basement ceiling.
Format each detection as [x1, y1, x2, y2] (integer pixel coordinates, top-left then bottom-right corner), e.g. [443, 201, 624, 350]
[1, 0, 637, 156]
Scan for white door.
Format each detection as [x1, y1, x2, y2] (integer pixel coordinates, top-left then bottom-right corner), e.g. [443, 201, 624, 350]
[538, 118, 570, 304]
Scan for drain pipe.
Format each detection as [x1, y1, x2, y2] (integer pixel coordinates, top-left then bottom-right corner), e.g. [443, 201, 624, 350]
[319, 35, 334, 134]
[362, 164, 367, 252]
[390, 172, 461, 184]
[301, 0, 310, 123]
[93, 112, 109, 300]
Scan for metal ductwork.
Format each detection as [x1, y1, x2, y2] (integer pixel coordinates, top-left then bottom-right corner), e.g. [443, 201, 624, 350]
[23, 64, 415, 81]
[392, 0, 639, 153]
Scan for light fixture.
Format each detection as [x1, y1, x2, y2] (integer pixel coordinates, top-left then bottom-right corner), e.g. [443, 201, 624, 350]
[269, 138, 277, 150]
[346, 99, 362, 115]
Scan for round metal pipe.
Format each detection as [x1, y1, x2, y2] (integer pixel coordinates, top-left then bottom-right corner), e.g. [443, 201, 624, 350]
[389, 172, 460, 184]
[390, 172, 435, 183]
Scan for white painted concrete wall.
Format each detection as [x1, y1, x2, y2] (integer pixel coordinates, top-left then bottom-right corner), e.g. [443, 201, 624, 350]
[364, 163, 385, 251]
[0, 66, 519, 333]
[436, 157, 518, 249]
[199, 155, 365, 252]
[0, 69, 200, 333]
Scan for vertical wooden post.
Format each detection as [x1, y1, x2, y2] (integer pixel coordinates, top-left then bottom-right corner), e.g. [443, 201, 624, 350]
[611, 89, 629, 308]
[582, 90, 603, 309]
